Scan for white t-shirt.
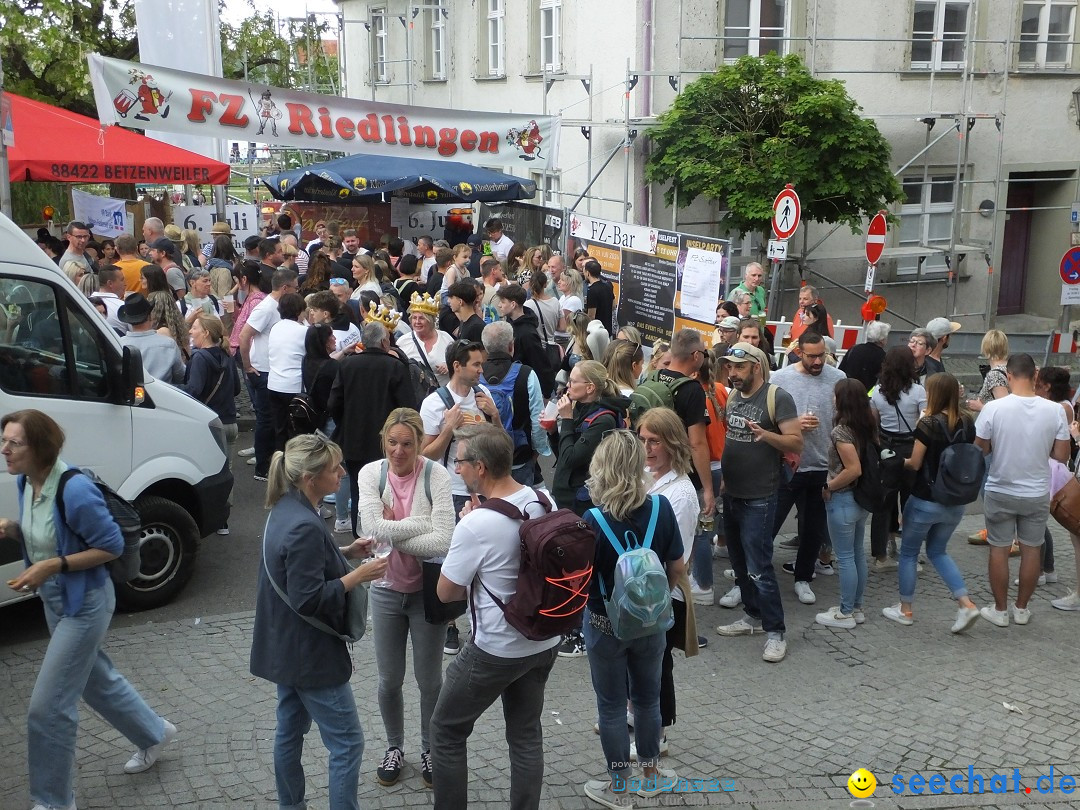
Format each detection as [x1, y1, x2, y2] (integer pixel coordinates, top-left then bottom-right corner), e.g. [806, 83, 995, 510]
[441, 485, 560, 658]
[647, 471, 699, 601]
[976, 393, 1069, 498]
[420, 255, 437, 284]
[488, 234, 515, 264]
[246, 295, 281, 373]
[400, 329, 456, 387]
[350, 280, 382, 299]
[267, 319, 308, 393]
[559, 294, 583, 315]
[421, 384, 491, 495]
[332, 322, 362, 354]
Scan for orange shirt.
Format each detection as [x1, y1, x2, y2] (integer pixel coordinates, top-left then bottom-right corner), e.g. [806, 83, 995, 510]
[115, 257, 152, 294]
[703, 382, 728, 462]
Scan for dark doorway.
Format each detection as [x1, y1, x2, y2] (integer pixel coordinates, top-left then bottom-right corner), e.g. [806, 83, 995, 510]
[998, 182, 1034, 316]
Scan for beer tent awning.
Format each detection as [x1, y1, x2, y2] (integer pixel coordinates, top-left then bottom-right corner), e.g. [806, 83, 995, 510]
[262, 152, 536, 204]
[4, 92, 231, 185]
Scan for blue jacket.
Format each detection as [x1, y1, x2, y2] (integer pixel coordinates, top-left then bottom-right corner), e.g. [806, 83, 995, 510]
[249, 488, 354, 689]
[17, 466, 124, 616]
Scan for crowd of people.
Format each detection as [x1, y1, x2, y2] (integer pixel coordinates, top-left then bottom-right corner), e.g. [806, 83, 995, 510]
[10, 218, 1080, 810]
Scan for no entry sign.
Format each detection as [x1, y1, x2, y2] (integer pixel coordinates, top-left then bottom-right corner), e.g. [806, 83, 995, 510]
[772, 185, 801, 240]
[865, 211, 887, 265]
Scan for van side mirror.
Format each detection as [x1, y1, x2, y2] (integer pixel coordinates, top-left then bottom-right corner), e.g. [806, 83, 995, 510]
[121, 345, 145, 404]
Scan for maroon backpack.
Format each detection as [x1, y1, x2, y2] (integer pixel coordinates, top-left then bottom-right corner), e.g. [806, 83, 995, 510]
[475, 489, 595, 641]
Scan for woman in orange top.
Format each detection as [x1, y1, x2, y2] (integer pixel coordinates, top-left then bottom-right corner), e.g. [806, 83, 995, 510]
[689, 349, 730, 606]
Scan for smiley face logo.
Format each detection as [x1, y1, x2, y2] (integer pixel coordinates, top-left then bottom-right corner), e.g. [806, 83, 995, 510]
[352, 176, 367, 190]
[847, 769, 877, 798]
[426, 189, 440, 200]
[459, 181, 473, 196]
[338, 187, 351, 199]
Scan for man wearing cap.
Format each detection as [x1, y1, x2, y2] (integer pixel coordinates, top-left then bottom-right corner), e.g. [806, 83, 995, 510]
[118, 294, 185, 383]
[716, 342, 802, 663]
[164, 223, 194, 274]
[925, 317, 959, 374]
[148, 237, 188, 300]
[712, 315, 741, 349]
[243, 234, 262, 264]
[306, 220, 328, 254]
[202, 220, 233, 259]
[733, 263, 767, 317]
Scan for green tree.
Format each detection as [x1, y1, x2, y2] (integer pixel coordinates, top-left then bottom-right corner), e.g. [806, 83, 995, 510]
[645, 54, 903, 237]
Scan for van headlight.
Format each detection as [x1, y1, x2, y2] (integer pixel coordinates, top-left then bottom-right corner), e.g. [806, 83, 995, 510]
[208, 417, 227, 455]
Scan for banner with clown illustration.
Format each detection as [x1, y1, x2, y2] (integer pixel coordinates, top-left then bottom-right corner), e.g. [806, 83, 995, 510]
[88, 54, 560, 172]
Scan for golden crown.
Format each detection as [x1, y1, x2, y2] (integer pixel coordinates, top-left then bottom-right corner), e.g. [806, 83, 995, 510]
[363, 300, 402, 331]
[409, 291, 441, 318]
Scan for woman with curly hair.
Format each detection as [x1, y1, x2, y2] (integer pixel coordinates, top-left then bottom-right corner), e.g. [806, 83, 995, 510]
[148, 290, 191, 362]
[301, 251, 334, 294]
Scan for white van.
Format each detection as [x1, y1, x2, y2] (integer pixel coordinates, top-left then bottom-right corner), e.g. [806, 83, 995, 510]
[0, 214, 232, 610]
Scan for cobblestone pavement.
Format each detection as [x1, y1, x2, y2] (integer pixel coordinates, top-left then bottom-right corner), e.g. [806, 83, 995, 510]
[3, 513, 1080, 809]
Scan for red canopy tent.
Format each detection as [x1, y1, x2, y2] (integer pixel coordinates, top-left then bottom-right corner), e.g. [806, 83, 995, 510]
[4, 92, 230, 185]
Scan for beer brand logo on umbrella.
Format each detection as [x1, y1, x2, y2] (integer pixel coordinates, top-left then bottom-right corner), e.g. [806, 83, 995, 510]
[279, 178, 289, 192]
[115, 68, 172, 122]
[352, 176, 368, 190]
[426, 189, 440, 200]
[458, 182, 473, 196]
[507, 120, 543, 161]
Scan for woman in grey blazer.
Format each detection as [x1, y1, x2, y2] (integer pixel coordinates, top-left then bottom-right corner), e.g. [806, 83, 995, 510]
[250, 434, 388, 810]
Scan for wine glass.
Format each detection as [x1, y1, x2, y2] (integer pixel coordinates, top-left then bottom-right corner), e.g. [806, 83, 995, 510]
[370, 536, 393, 588]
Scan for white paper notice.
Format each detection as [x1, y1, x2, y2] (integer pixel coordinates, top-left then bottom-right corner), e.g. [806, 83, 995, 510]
[390, 196, 411, 228]
[680, 247, 724, 325]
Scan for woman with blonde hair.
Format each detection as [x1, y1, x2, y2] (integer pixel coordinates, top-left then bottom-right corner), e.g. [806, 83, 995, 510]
[518, 245, 552, 290]
[356, 408, 455, 789]
[581, 429, 683, 807]
[183, 229, 207, 268]
[251, 433, 388, 810]
[350, 254, 381, 298]
[603, 338, 645, 396]
[636, 406, 699, 760]
[563, 310, 593, 370]
[557, 267, 585, 332]
[647, 339, 671, 373]
[968, 329, 1009, 412]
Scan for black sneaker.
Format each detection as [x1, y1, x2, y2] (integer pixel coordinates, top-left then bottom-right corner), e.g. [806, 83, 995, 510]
[556, 630, 586, 658]
[420, 750, 433, 789]
[376, 746, 404, 786]
[781, 561, 814, 580]
[697, 635, 708, 649]
[443, 625, 460, 655]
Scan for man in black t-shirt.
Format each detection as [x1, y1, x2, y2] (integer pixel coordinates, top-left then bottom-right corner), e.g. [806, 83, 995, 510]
[449, 281, 485, 342]
[583, 260, 615, 334]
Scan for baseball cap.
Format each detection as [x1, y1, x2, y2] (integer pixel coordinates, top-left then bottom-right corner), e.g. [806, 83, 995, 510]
[925, 317, 961, 339]
[149, 237, 176, 258]
[466, 234, 485, 246]
[724, 342, 769, 367]
[244, 234, 262, 251]
[718, 316, 741, 331]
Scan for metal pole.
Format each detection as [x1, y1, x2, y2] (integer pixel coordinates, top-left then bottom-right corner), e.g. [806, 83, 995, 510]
[586, 65, 594, 216]
[0, 54, 12, 220]
[623, 58, 631, 223]
[568, 136, 634, 214]
[542, 65, 549, 209]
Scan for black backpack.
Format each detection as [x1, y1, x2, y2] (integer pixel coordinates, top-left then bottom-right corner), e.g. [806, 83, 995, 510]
[925, 415, 985, 506]
[56, 468, 142, 584]
[287, 393, 325, 437]
[852, 437, 903, 513]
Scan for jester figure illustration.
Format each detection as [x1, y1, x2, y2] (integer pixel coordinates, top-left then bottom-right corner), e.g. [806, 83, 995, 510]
[249, 89, 283, 137]
[506, 120, 544, 161]
[119, 68, 172, 122]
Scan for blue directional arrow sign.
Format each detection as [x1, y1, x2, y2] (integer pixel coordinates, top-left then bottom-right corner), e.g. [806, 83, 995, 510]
[1061, 247, 1080, 285]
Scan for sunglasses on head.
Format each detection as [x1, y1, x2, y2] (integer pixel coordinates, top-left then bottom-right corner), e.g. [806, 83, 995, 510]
[329, 277, 347, 286]
[725, 347, 754, 359]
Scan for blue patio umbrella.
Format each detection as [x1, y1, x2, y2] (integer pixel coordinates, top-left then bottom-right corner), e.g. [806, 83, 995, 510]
[262, 152, 537, 203]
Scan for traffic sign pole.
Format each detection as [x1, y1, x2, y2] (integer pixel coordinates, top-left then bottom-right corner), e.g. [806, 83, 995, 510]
[767, 184, 800, 324]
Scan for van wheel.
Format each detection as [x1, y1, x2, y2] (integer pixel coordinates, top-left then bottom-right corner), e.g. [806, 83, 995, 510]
[114, 496, 199, 611]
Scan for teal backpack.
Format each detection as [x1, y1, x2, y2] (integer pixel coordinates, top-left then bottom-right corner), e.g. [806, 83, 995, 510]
[586, 495, 674, 641]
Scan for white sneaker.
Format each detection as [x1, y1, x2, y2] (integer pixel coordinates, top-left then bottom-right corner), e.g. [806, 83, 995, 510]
[32, 803, 76, 810]
[1052, 590, 1080, 611]
[722, 568, 736, 580]
[951, 606, 980, 634]
[629, 734, 669, 761]
[238, 447, 255, 457]
[852, 609, 866, 625]
[778, 536, 800, 549]
[717, 585, 742, 608]
[334, 518, 352, 534]
[872, 558, 898, 573]
[815, 606, 856, 629]
[690, 584, 714, 606]
[1014, 574, 1047, 587]
[793, 581, 816, 605]
[215, 527, 230, 536]
[882, 604, 914, 626]
[762, 637, 787, 662]
[124, 719, 177, 774]
[246, 456, 257, 466]
[980, 605, 1009, 627]
[814, 560, 835, 576]
[716, 616, 761, 636]
[1011, 603, 1031, 625]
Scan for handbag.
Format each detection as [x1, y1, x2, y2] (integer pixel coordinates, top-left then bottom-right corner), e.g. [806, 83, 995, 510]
[422, 559, 467, 624]
[1050, 475, 1080, 536]
[262, 514, 368, 643]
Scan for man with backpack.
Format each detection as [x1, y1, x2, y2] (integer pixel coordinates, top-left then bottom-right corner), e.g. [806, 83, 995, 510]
[481, 321, 551, 486]
[629, 329, 715, 519]
[431, 424, 562, 810]
[975, 353, 1071, 627]
[715, 342, 803, 663]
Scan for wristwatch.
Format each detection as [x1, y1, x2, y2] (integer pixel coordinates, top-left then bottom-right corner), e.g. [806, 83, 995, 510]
[59, 555, 69, 574]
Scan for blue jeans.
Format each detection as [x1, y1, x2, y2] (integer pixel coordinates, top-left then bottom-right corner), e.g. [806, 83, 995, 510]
[246, 369, 273, 476]
[691, 468, 723, 588]
[825, 490, 868, 614]
[772, 469, 829, 582]
[583, 609, 666, 780]
[899, 495, 968, 602]
[430, 640, 557, 810]
[326, 418, 351, 522]
[274, 681, 363, 810]
[723, 493, 785, 635]
[29, 579, 165, 810]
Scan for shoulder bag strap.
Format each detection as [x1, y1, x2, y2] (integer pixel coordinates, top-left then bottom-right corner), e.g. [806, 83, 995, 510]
[536, 301, 552, 345]
[411, 332, 439, 379]
[378, 460, 388, 496]
[201, 357, 228, 404]
[894, 402, 914, 434]
[261, 512, 352, 642]
[766, 383, 777, 426]
[586, 507, 627, 555]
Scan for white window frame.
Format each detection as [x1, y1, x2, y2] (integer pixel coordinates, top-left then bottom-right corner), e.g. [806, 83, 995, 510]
[429, 0, 446, 80]
[531, 170, 561, 205]
[1019, 0, 1077, 68]
[540, 0, 562, 72]
[487, 0, 505, 76]
[897, 173, 960, 276]
[722, 0, 790, 62]
[910, 0, 971, 71]
[372, 8, 389, 84]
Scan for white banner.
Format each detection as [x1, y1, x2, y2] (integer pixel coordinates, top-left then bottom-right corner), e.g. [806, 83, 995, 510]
[568, 212, 658, 255]
[88, 54, 560, 171]
[172, 204, 259, 251]
[72, 188, 129, 239]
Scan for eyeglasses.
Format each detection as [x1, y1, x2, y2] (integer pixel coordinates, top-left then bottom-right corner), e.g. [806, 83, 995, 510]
[0, 438, 26, 449]
[453, 456, 477, 466]
[638, 436, 663, 449]
[908, 339, 927, 348]
[329, 277, 347, 286]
